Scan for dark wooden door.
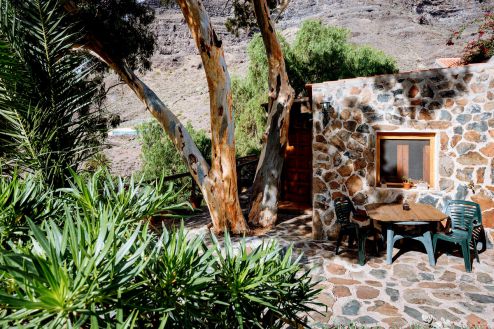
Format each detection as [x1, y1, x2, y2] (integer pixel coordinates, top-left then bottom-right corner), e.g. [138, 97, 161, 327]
[279, 100, 312, 212]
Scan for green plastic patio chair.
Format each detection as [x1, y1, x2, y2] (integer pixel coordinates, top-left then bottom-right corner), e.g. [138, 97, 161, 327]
[334, 196, 375, 265]
[433, 200, 482, 272]
[472, 211, 487, 253]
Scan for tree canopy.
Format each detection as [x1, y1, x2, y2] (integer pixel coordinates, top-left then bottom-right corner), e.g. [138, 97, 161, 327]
[245, 20, 399, 95]
[233, 20, 398, 155]
[226, 0, 281, 36]
[67, 0, 156, 72]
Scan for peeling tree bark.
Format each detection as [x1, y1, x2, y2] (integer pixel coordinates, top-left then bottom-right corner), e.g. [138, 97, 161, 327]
[75, 17, 248, 234]
[176, 0, 248, 234]
[248, 0, 295, 228]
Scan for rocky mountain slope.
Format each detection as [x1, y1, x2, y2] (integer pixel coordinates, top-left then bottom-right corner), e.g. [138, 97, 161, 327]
[103, 0, 489, 176]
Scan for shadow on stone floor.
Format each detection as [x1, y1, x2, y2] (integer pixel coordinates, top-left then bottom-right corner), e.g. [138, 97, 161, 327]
[178, 210, 494, 328]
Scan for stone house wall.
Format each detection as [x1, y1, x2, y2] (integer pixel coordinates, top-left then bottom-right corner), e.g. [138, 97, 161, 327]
[311, 63, 494, 240]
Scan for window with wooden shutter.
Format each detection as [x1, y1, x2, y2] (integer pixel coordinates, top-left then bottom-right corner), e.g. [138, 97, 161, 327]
[376, 132, 435, 188]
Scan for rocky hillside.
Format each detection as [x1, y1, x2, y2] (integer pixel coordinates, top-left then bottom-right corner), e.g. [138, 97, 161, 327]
[103, 0, 488, 176]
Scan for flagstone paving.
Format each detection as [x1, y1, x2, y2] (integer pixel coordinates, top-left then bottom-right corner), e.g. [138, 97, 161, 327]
[185, 212, 494, 328]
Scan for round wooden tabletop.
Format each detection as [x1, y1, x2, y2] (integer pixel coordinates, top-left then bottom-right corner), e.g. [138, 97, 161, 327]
[364, 202, 448, 222]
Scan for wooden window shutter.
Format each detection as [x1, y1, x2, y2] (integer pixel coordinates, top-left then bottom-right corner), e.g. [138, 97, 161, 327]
[397, 144, 409, 179]
[423, 145, 430, 183]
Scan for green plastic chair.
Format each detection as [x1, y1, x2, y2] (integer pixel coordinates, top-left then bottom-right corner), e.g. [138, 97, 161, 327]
[334, 196, 374, 265]
[471, 210, 487, 253]
[433, 200, 482, 272]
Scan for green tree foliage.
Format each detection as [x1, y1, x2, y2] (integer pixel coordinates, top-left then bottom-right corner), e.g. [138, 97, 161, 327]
[138, 121, 212, 181]
[288, 21, 398, 92]
[137, 121, 211, 203]
[67, 0, 156, 73]
[0, 0, 110, 186]
[225, 0, 280, 36]
[232, 20, 398, 155]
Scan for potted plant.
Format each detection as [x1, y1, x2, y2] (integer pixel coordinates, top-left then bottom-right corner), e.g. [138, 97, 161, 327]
[402, 176, 412, 189]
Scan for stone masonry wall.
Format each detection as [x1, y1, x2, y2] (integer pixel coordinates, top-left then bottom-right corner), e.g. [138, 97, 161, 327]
[311, 63, 494, 240]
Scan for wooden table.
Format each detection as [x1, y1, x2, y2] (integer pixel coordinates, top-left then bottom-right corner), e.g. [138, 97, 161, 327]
[365, 203, 448, 266]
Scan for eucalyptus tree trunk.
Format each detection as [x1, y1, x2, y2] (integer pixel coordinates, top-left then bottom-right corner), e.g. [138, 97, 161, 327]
[73, 9, 248, 234]
[248, 0, 295, 228]
[176, 0, 248, 234]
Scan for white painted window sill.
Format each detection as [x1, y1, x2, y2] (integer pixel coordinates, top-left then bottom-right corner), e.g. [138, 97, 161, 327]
[375, 186, 439, 192]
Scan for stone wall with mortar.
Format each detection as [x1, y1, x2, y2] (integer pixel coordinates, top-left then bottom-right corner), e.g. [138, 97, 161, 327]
[311, 63, 494, 240]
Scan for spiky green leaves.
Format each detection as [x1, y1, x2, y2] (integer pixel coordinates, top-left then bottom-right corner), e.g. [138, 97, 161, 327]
[0, 208, 156, 328]
[0, 0, 109, 186]
[0, 170, 321, 328]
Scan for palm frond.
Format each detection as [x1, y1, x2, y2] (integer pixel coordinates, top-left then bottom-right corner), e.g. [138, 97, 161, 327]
[0, 0, 109, 187]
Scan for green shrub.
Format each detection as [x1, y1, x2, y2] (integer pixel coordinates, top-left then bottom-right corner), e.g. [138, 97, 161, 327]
[60, 169, 188, 223]
[0, 213, 321, 328]
[131, 224, 215, 327]
[0, 173, 58, 246]
[0, 169, 321, 328]
[207, 233, 322, 328]
[0, 207, 157, 328]
[137, 121, 211, 204]
[232, 20, 398, 155]
[232, 77, 267, 156]
[289, 21, 398, 89]
[0, 169, 184, 327]
[138, 121, 211, 181]
[0, 168, 185, 250]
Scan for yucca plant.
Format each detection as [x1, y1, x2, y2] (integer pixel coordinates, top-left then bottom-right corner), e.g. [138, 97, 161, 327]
[0, 0, 109, 187]
[209, 233, 322, 328]
[131, 224, 215, 328]
[0, 206, 159, 328]
[0, 217, 321, 328]
[0, 170, 321, 328]
[130, 229, 322, 328]
[60, 169, 189, 223]
[0, 172, 58, 246]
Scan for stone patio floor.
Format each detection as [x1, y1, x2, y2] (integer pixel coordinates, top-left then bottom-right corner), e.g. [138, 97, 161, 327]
[185, 211, 494, 328]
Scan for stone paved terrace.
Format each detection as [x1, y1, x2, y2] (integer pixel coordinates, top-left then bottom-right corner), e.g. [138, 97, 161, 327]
[184, 212, 494, 328]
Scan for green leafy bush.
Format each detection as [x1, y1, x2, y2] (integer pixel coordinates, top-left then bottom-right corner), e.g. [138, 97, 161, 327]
[207, 234, 321, 328]
[232, 20, 398, 155]
[138, 121, 211, 180]
[0, 168, 184, 250]
[0, 173, 58, 246]
[131, 224, 215, 327]
[137, 121, 211, 204]
[0, 208, 157, 328]
[0, 203, 321, 328]
[132, 228, 322, 328]
[232, 77, 267, 156]
[288, 20, 397, 90]
[60, 169, 187, 224]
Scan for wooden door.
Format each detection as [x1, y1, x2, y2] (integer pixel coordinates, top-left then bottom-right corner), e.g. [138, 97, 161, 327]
[279, 99, 312, 212]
